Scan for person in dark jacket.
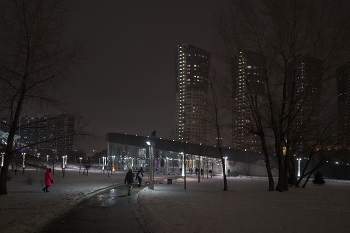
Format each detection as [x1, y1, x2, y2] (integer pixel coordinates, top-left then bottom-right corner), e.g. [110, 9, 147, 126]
[135, 168, 143, 187]
[124, 168, 135, 196]
[42, 168, 52, 192]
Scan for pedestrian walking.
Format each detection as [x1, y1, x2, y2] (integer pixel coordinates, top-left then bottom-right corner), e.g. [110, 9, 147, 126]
[42, 168, 53, 192]
[136, 168, 143, 187]
[124, 168, 135, 196]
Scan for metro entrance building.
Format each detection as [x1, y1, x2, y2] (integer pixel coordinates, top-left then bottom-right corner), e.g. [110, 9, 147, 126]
[106, 133, 274, 177]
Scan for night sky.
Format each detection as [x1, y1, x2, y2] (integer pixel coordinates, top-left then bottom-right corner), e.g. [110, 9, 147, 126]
[66, 1, 229, 152]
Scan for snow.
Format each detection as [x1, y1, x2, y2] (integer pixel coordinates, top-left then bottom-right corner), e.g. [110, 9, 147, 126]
[1, 167, 350, 233]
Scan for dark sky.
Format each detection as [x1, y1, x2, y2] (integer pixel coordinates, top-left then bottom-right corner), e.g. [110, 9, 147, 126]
[66, 1, 229, 152]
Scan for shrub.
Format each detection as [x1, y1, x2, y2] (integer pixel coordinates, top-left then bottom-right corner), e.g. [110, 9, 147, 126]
[312, 171, 325, 185]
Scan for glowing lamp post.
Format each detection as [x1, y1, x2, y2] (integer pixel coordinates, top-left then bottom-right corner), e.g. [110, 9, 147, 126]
[102, 156, 106, 172]
[297, 158, 302, 177]
[112, 155, 115, 172]
[79, 157, 82, 174]
[224, 156, 228, 176]
[62, 155, 67, 169]
[146, 141, 154, 190]
[1, 152, 4, 167]
[22, 152, 26, 169]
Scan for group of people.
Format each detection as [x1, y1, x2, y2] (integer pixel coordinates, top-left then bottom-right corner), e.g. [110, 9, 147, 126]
[41, 166, 144, 196]
[124, 167, 143, 196]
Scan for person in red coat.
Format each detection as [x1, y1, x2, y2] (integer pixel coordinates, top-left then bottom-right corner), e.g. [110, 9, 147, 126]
[42, 168, 52, 192]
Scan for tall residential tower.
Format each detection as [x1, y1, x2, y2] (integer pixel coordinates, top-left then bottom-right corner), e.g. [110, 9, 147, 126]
[337, 61, 350, 146]
[174, 43, 210, 144]
[231, 50, 266, 152]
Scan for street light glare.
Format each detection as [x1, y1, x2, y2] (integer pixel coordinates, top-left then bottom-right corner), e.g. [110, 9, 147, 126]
[146, 141, 151, 146]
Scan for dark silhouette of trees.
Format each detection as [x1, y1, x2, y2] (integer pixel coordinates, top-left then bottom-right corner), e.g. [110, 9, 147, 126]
[213, 0, 350, 191]
[0, 0, 91, 195]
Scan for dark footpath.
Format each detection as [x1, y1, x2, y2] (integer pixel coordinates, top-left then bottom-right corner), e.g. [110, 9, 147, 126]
[40, 185, 151, 233]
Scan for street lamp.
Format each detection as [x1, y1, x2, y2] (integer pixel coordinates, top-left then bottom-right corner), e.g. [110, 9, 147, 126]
[62, 155, 67, 169]
[112, 155, 115, 172]
[297, 158, 302, 177]
[224, 156, 228, 176]
[146, 141, 154, 190]
[102, 156, 106, 172]
[79, 157, 82, 174]
[62, 155, 67, 178]
[1, 152, 4, 167]
[22, 152, 26, 169]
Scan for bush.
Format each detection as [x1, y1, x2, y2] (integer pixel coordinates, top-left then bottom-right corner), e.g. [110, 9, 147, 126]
[312, 171, 325, 185]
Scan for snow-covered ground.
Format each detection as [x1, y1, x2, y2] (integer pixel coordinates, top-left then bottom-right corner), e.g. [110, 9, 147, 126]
[1, 167, 349, 233]
[139, 176, 350, 233]
[0, 167, 123, 233]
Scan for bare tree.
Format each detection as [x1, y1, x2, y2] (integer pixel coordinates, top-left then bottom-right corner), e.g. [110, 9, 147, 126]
[206, 69, 233, 191]
[0, 0, 89, 195]
[213, 0, 350, 191]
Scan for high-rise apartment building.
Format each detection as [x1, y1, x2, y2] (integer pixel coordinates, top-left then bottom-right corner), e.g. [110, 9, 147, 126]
[337, 62, 350, 146]
[174, 43, 210, 144]
[0, 113, 75, 152]
[287, 54, 323, 151]
[231, 50, 266, 152]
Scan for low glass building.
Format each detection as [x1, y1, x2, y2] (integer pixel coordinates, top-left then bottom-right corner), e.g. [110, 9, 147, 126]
[106, 133, 274, 177]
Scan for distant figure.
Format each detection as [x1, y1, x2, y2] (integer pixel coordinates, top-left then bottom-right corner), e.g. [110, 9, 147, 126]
[124, 168, 135, 196]
[140, 167, 144, 175]
[42, 168, 52, 192]
[136, 168, 143, 187]
[227, 169, 231, 177]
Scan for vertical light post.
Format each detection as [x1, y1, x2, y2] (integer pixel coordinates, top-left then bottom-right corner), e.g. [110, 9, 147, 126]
[224, 156, 228, 176]
[180, 152, 185, 177]
[102, 156, 106, 173]
[79, 157, 82, 174]
[297, 158, 302, 177]
[62, 155, 67, 169]
[1, 152, 3, 166]
[62, 155, 67, 178]
[112, 155, 115, 173]
[146, 141, 154, 190]
[22, 152, 26, 168]
[22, 151, 26, 174]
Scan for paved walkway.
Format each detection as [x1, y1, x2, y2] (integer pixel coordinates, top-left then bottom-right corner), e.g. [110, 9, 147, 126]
[40, 184, 150, 233]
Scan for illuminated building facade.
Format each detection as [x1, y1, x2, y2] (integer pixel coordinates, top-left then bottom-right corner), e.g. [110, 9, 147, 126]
[231, 50, 266, 152]
[174, 43, 210, 144]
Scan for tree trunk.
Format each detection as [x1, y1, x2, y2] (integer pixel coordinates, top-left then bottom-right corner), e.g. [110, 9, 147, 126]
[261, 136, 274, 191]
[221, 157, 228, 191]
[275, 156, 284, 192]
[0, 161, 9, 195]
[302, 172, 313, 188]
[283, 156, 290, 191]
